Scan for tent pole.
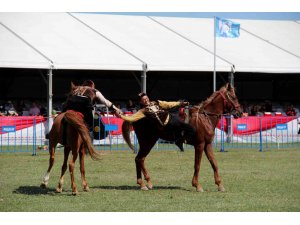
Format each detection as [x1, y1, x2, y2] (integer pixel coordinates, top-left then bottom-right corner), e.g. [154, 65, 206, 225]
[226, 65, 235, 144]
[213, 16, 216, 92]
[229, 65, 235, 86]
[141, 63, 148, 93]
[47, 67, 53, 134]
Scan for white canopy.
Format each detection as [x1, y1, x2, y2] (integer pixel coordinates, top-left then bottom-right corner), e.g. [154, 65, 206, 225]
[1, 12, 300, 73]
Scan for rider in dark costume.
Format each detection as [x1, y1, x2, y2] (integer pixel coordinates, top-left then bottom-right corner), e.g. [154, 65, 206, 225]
[116, 92, 195, 151]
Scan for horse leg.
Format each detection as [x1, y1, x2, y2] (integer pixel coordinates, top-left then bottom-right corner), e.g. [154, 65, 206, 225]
[135, 154, 148, 191]
[69, 149, 79, 195]
[204, 143, 225, 192]
[139, 137, 158, 190]
[135, 137, 157, 190]
[79, 145, 89, 192]
[140, 156, 152, 190]
[56, 146, 70, 193]
[192, 143, 205, 192]
[40, 136, 58, 188]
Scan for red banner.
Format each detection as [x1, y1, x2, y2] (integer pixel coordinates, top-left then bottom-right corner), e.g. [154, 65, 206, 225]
[1, 115, 296, 136]
[0, 116, 46, 134]
[101, 117, 123, 135]
[217, 116, 296, 135]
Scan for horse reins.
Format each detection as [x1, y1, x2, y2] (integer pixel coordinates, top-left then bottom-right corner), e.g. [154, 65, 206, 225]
[194, 90, 239, 130]
[219, 91, 240, 112]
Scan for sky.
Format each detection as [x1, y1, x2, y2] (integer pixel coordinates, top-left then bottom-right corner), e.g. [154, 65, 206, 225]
[95, 12, 300, 20]
[1, 0, 300, 21]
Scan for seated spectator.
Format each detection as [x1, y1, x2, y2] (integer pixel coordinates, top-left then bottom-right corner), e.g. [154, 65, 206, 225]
[5, 100, 18, 116]
[264, 100, 273, 113]
[286, 104, 297, 116]
[14, 100, 26, 115]
[29, 102, 40, 116]
[125, 99, 137, 113]
[250, 105, 259, 116]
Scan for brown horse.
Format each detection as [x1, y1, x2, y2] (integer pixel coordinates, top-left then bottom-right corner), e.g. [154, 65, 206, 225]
[40, 83, 101, 195]
[122, 83, 242, 192]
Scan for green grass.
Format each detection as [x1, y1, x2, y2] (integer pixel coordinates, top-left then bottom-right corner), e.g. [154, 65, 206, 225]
[0, 148, 300, 212]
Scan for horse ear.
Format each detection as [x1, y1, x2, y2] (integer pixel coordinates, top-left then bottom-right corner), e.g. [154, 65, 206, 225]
[71, 82, 76, 90]
[227, 83, 233, 91]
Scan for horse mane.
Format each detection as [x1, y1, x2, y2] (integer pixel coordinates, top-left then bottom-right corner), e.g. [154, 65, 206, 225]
[195, 83, 235, 109]
[67, 82, 96, 101]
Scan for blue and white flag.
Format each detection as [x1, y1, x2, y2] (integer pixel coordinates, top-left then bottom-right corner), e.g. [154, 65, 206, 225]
[215, 17, 240, 38]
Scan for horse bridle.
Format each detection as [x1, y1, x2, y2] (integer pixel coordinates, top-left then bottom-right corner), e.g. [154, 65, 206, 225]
[194, 90, 240, 130]
[218, 90, 240, 113]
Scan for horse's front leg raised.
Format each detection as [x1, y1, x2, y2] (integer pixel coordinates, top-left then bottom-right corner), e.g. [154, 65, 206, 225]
[204, 143, 225, 192]
[192, 143, 204, 192]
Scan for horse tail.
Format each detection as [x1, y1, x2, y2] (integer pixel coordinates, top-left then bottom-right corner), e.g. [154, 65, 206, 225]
[64, 110, 101, 161]
[122, 121, 135, 151]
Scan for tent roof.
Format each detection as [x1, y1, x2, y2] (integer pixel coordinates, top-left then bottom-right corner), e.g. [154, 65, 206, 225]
[1, 12, 300, 73]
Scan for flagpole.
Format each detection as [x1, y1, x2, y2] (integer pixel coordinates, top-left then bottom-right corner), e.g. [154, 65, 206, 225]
[213, 16, 216, 92]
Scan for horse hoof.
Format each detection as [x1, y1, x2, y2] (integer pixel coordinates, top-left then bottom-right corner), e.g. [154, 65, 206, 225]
[147, 182, 153, 190]
[55, 188, 62, 193]
[40, 183, 47, 189]
[84, 186, 90, 192]
[72, 191, 79, 196]
[147, 185, 153, 190]
[141, 186, 149, 191]
[218, 186, 225, 192]
[196, 187, 204, 192]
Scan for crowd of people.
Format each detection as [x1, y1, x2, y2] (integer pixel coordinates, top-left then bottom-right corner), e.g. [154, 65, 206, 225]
[240, 100, 298, 117]
[0, 100, 50, 117]
[0, 98, 299, 117]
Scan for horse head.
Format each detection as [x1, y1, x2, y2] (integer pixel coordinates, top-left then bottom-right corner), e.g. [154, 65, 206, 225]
[220, 83, 243, 118]
[69, 82, 97, 103]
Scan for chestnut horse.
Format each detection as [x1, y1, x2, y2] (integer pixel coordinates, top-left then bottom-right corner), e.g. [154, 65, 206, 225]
[122, 83, 242, 192]
[40, 84, 101, 195]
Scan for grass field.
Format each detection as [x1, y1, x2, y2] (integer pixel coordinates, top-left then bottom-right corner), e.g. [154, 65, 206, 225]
[0, 148, 299, 212]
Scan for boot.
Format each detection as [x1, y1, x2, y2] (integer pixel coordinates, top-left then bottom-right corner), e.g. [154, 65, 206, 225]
[175, 139, 184, 152]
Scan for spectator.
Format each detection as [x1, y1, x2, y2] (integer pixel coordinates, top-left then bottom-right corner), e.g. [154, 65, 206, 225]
[5, 100, 18, 116]
[286, 104, 297, 116]
[29, 102, 41, 116]
[125, 99, 137, 113]
[14, 100, 26, 115]
[265, 100, 273, 112]
[40, 104, 47, 117]
[250, 105, 259, 116]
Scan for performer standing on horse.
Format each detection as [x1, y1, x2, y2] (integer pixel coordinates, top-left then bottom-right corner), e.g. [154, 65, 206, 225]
[62, 80, 122, 139]
[115, 92, 195, 151]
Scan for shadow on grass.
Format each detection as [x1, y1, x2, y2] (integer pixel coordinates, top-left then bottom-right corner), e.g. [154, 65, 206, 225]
[92, 185, 188, 191]
[13, 186, 57, 196]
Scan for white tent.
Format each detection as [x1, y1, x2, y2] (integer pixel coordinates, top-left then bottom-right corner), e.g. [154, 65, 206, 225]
[1, 12, 300, 130]
[1, 12, 300, 72]
[0, 13, 144, 71]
